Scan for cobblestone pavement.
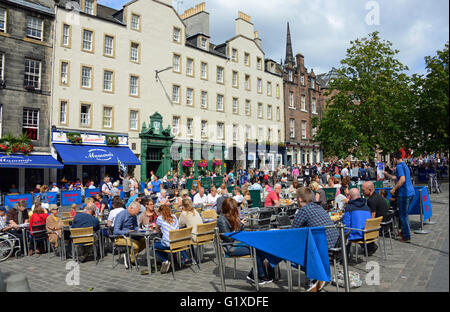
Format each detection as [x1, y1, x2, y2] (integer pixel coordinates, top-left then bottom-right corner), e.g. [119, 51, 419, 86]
[1, 183, 448, 292]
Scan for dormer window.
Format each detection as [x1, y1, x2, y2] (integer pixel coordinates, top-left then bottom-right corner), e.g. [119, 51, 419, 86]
[173, 27, 181, 43]
[84, 0, 94, 15]
[288, 70, 293, 82]
[201, 37, 207, 50]
[311, 79, 315, 89]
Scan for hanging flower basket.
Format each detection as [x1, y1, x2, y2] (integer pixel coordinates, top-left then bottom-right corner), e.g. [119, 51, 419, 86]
[182, 159, 194, 167]
[212, 159, 222, 167]
[198, 159, 208, 168]
[106, 135, 119, 146]
[67, 133, 83, 144]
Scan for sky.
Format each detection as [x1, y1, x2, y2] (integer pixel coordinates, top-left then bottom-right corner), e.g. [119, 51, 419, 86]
[100, 0, 449, 76]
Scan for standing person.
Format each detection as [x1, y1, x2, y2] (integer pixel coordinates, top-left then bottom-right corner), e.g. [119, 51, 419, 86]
[351, 163, 360, 183]
[341, 164, 350, 179]
[149, 176, 162, 195]
[50, 183, 60, 193]
[383, 151, 415, 243]
[120, 173, 132, 199]
[101, 176, 113, 201]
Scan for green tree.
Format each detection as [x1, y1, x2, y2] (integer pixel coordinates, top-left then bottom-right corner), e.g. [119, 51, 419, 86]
[407, 43, 449, 154]
[313, 31, 412, 160]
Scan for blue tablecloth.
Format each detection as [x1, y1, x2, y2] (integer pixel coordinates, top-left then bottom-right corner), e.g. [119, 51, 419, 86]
[225, 227, 331, 282]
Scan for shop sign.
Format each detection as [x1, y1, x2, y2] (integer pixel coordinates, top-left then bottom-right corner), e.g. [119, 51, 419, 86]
[84, 148, 114, 162]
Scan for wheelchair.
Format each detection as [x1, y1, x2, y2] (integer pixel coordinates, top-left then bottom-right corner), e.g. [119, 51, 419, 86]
[0, 232, 23, 262]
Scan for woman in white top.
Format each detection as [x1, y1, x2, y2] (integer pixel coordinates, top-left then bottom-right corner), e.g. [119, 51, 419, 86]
[178, 198, 203, 236]
[334, 185, 349, 210]
[107, 197, 125, 228]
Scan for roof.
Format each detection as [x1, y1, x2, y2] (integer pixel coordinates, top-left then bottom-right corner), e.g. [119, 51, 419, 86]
[316, 67, 346, 88]
[6, 0, 54, 16]
[56, 0, 125, 26]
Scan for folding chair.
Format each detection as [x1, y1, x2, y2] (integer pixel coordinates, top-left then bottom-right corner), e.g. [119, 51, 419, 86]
[69, 226, 98, 265]
[348, 217, 384, 264]
[154, 226, 198, 280]
[192, 222, 217, 268]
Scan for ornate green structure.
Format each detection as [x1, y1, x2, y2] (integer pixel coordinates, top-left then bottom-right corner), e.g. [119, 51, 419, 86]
[139, 112, 174, 182]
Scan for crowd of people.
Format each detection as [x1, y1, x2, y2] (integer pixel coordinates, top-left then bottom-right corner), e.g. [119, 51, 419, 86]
[0, 152, 443, 291]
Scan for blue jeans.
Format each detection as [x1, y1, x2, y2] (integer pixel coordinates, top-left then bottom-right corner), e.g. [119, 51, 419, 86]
[227, 245, 266, 278]
[154, 241, 188, 262]
[397, 195, 414, 240]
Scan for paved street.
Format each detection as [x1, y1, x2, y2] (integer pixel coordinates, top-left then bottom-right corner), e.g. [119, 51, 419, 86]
[1, 183, 448, 293]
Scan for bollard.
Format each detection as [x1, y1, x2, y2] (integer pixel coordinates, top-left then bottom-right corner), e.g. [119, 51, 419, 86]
[5, 273, 31, 292]
[337, 222, 350, 292]
[213, 227, 226, 292]
[414, 189, 430, 234]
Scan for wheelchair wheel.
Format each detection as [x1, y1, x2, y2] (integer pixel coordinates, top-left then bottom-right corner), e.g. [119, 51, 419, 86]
[0, 237, 14, 262]
[15, 250, 23, 258]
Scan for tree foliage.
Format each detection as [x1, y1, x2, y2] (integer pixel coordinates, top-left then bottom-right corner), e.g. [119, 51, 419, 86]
[407, 43, 449, 154]
[313, 32, 415, 160]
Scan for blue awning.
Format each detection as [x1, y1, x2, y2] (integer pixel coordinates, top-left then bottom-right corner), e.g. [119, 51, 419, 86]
[0, 154, 63, 169]
[53, 144, 140, 166]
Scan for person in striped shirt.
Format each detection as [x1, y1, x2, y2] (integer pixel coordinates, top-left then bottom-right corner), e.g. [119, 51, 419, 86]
[155, 204, 190, 273]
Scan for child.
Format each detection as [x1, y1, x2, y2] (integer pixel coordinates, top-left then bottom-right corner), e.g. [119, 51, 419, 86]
[70, 204, 77, 217]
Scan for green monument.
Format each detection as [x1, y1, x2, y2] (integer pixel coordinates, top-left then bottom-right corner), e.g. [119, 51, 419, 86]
[139, 112, 174, 182]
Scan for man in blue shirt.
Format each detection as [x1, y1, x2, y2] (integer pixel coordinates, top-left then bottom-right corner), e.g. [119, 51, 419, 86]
[384, 151, 415, 243]
[113, 195, 146, 268]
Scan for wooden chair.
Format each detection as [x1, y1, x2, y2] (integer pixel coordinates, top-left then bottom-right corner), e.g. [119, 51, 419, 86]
[61, 212, 71, 219]
[175, 211, 182, 219]
[62, 218, 73, 227]
[201, 209, 217, 220]
[192, 222, 217, 268]
[154, 226, 198, 280]
[69, 226, 98, 265]
[349, 217, 384, 263]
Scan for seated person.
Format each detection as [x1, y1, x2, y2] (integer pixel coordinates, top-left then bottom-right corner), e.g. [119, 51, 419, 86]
[138, 197, 157, 229]
[107, 197, 126, 229]
[71, 204, 100, 262]
[46, 204, 64, 254]
[157, 189, 170, 205]
[342, 188, 376, 256]
[178, 199, 203, 238]
[193, 187, 208, 205]
[218, 198, 274, 285]
[154, 204, 190, 273]
[0, 206, 13, 232]
[9, 184, 19, 194]
[113, 195, 146, 268]
[264, 183, 281, 207]
[189, 188, 197, 201]
[70, 204, 78, 217]
[291, 187, 339, 292]
[362, 182, 389, 220]
[232, 186, 244, 204]
[334, 185, 349, 210]
[169, 189, 182, 206]
[28, 205, 49, 255]
[206, 186, 220, 208]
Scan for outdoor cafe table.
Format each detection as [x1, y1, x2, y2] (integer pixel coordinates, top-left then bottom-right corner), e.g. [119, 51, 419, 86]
[128, 230, 161, 275]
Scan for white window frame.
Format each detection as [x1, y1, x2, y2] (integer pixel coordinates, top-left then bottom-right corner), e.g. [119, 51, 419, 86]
[257, 78, 262, 93]
[24, 59, 41, 89]
[245, 125, 251, 140]
[232, 98, 238, 114]
[80, 104, 90, 126]
[186, 118, 193, 136]
[81, 66, 92, 88]
[288, 70, 293, 82]
[201, 38, 207, 50]
[289, 92, 294, 108]
[26, 16, 43, 40]
[172, 85, 180, 103]
[301, 120, 307, 139]
[312, 98, 317, 114]
[290, 119, 295, 138]
[233, 124, 238, 141]
[201, 62, 207, 79]
[231, 48, 237, 62]
[267, 105, 272, 120]
[131, 14, 140, 31]
[186, 88, 193, 106]
[172, 116, 180, 135]
[216, 66, 224, 84]
[257, 103, 263, 118]
[130, 110, 138, 130]
[59, 101, 67, 124]
[62, 24, 70, 47]
[245, 100, 251, 116]
[301, 75, 305, 86]
[60, 61, 68, 85]
[216, 94, 224, 111]
[103, 70, 113, 92]
[201, 91, 207, 108]
[104, 35, 114, 56]
[301, 95, 306, 111]
[103, 107, 113, 128]
[0, 53, 5, 81]
[84, 0, 94, 15]
[201, 120, 207, 137]
[0, 8, 6, 32]
[173, 27, 181, 43]
[82, 29, 93, 51]
[130, 75, 139, 96]
[232, 71, 238, 87]
[22, 108, 39, 140]
[173, 54, 180, 73]
[217, 122, 224, 139]
[130, 43, 139, 62]
[186, 58, 194, 76]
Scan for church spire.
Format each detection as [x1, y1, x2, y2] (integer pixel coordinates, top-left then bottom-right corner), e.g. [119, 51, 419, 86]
[285, 22, 295, 66]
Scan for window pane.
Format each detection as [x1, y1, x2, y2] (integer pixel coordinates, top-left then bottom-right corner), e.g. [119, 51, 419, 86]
[131, 14, 140, 30]
[104, 36, 113, 55]
[26, 16, 42, 40]
[24, 59, 41, 89]
[83, 30, 92, 51]
[22, 108, 39, 140]
[0, 8, 6, 32]
[130, 76, 138, 95]
[60, 101, 67, 124]
[130, 111, 138, 130]
[80, 105, 90, 126]
[62, 24, 70, 46]
[60, 62, 68, 84]
[81, 67, 91, 88]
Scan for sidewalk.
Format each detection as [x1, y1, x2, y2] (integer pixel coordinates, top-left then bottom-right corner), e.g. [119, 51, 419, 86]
[0, 183, 448, 292]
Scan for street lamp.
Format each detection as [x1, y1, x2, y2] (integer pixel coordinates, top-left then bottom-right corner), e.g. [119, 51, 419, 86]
[155, 66, 173, 82]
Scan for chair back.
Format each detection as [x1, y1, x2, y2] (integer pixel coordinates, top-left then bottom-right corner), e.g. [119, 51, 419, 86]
[194, 221, 217, 244]
[257, 211, 273, 226]
[364, 217, 383, 241]
[62, 212, 71, 218]
[175, 211, 182, 219]
[323, 188, 337, 201]
[169, 226, 193, 250]
[201, 209, 217, 220]
[382, 210, 395, 224]
[276, 215, 291, 227]
[70, 226, 94, 245]
[31, 224, 47, 239]
[62, 218, 73, 226]
[249, 190, 261, 208]
[195, 208, 202, 215]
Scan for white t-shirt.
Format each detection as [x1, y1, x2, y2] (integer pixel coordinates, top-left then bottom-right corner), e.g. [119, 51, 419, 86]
[50, 187, 59, 193]
[233, 194, 244, 204]
[207, 193, 220, 205]
[341, 168, 349, 177]
[193, 193, 208, 205]
[107, 207, 125, 227]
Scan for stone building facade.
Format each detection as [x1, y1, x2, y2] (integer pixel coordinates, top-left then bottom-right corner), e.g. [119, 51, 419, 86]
[0, 0, 55, 192]
[282, 23, 323, 166]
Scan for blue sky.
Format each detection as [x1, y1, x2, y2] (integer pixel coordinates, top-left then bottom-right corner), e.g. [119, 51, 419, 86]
[100, 0, 449, 75]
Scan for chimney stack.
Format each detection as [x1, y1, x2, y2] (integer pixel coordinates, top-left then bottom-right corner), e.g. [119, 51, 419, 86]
[296, 53, 304, 70]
